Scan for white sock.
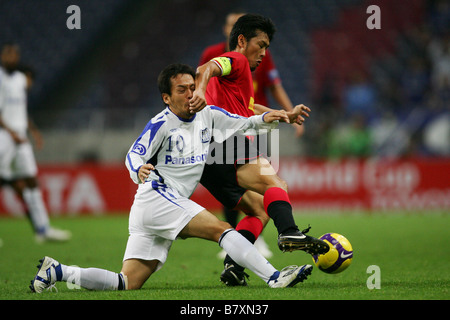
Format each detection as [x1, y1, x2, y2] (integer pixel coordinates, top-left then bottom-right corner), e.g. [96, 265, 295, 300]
[60, 265, 125, 290]
[22, 188, 50, 234]
[219, 229, 278, 283]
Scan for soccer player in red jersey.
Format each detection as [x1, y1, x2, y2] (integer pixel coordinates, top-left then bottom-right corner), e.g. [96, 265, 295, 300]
[190, 14, 329, 286]
[199, 12, 303, 137]
[199, 12, 304, 259]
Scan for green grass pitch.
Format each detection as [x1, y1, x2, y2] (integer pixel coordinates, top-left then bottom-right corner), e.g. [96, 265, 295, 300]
[0, 212, 448, 301]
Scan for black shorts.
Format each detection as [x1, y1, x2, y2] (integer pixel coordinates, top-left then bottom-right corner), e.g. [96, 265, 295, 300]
[200, 134, 266, 209]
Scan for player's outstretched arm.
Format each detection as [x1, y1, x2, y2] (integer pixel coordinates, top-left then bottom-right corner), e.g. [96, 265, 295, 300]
[190, 61, 222, 114]
[255, 104, 310, 125]
[254, 103, 306, 136]
[263, 110, 290, 123]
[28, 117, 44, 150]
[253, 103, 273, 115]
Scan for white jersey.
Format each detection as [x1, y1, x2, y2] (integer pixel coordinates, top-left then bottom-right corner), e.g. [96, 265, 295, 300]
[0, 67, 28, 138]
[125, 105, 277, 198]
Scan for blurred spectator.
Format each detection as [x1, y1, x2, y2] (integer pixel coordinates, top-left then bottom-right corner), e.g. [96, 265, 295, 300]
[369, 112, 411, 158]
[327, 114, 372, 158]
[427, 34, 450, 90]
[427, 74, 450, 112]
[342, 72, 377, 123]
[400, 56, 430, 107]
[423, 112, 450, 156]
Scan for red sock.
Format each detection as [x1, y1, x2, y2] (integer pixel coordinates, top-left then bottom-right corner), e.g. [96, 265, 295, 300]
[263, 187, 298, 234]
[236, 216, 263, 240]
[263, 187, 291, 212]
[224, 216, 264, 269]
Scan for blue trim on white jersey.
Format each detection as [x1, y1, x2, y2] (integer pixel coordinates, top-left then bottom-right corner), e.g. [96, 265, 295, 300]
[142, 119, 166, 148]
[127, 119, 166, 173]
[209, 105, 245, 119]
[166, 106, 196, 122]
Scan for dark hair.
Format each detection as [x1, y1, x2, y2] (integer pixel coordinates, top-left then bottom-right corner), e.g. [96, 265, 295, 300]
[1, 42, 20, 53]
[229, 14, 276, 50]
[157, 63, 195, 97]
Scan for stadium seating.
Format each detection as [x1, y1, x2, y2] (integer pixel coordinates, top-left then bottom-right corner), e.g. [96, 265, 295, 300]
[3, 0, 445, 159]
[0, 0, 127, 112]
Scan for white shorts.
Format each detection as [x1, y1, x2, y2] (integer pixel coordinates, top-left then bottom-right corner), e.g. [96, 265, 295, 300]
[123, 182, 205, 272]
[0, 129, 38, 180]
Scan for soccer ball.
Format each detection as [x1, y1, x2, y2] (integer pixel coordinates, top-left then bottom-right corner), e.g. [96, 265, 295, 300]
[312, 233, 353, 274]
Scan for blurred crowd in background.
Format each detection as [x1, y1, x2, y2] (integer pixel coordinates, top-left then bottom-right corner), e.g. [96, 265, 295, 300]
[1, 0, 448, 162]
[306, 0, 449, 159]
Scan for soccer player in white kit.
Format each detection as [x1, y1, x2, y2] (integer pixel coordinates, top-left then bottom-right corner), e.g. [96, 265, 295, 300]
[30, 63, 313, 292]
[0, 43, 71, 242]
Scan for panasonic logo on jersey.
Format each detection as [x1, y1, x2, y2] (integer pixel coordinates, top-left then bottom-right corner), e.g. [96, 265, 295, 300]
[165, 153, 208, 165]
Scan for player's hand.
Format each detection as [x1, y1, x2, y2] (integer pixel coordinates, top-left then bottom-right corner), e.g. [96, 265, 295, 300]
[9, 130, 28, 144]
[287, 104, 311, 125]
[189, 90, 207, 114]
[263, 110, 290, 123]
[138, 163, 155, 184]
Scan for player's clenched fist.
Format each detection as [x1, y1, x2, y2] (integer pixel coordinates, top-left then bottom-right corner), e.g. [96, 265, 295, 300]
[138, 163, 155, 183]
[189, 90, 207, 114]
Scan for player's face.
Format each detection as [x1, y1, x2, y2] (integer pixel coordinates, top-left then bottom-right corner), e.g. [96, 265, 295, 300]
[241, 31, 270, 71]
[163, 73, 196, 119]
[1, 45, 20, 71]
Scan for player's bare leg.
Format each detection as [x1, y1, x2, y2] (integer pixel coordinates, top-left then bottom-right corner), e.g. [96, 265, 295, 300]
[237, 191, 273, 256]
[9, 177, 71, 242]
[121, 259, 159, 290]
[236, 191, 270, 227]
[239, 193, 273, 258]
[237, 157, 329, 254]
[30, 209, 312, 292]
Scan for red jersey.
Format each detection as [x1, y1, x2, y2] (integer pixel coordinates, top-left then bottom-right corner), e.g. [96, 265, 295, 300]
[199, 42, 282, 108]
[205, 51, 255, 118]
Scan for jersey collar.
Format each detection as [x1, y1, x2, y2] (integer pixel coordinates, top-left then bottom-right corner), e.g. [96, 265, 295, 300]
[166, 106, 197, 122]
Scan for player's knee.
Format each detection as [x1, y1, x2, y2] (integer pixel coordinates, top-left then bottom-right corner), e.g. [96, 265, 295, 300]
[279, 179, 288, 192]
[218, 220, 233, 233]
[215, 221, 233, 241]
[261, 176, 288, 193]
[246, 203, 270, 225]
